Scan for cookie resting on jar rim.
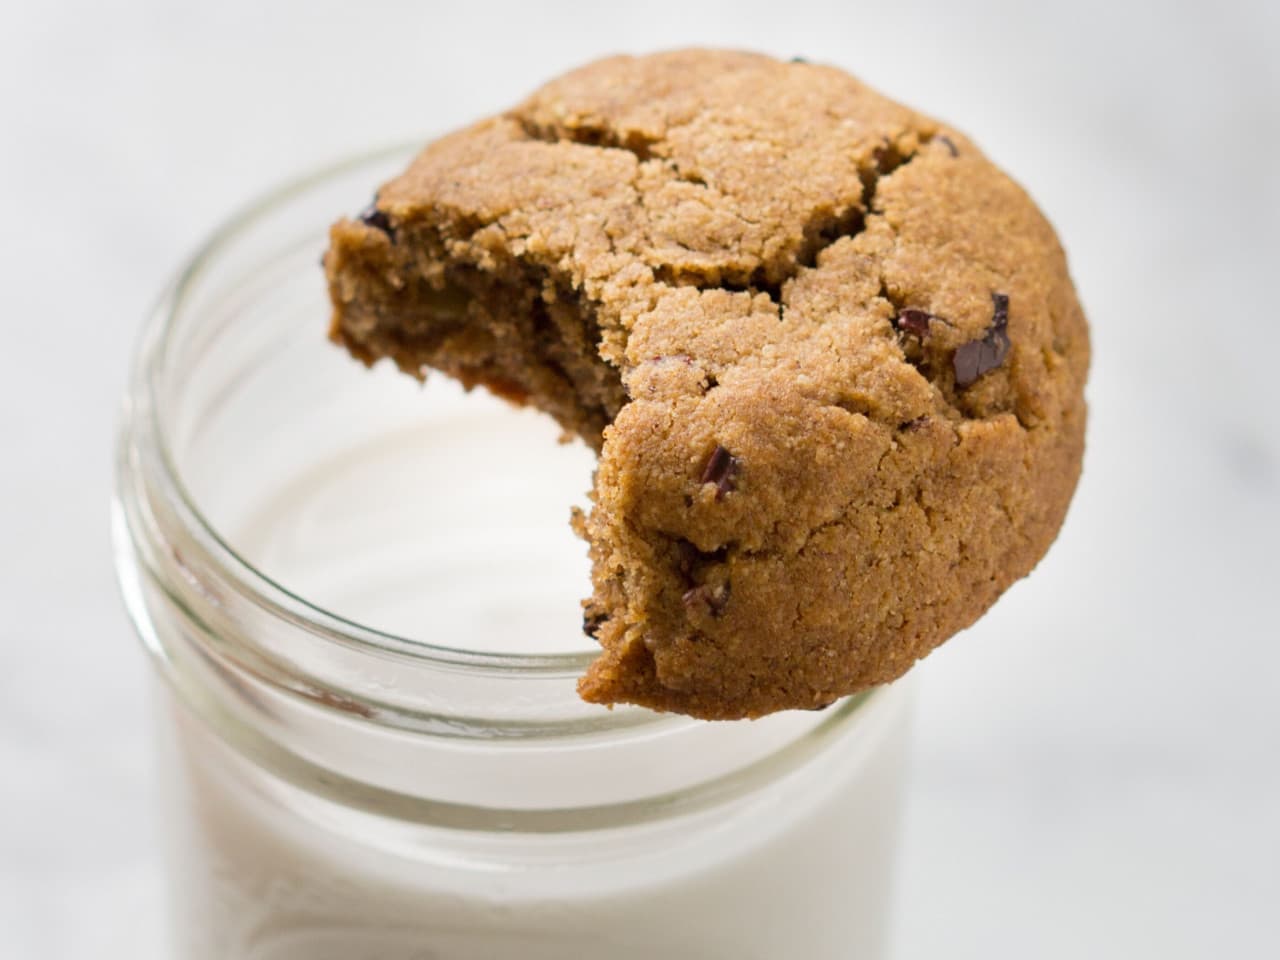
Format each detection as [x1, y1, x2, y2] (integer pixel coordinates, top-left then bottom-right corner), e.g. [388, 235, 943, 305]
[114, 49, 1088, 960]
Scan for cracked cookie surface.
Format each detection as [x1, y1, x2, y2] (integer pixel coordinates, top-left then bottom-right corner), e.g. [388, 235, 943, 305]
[324, 49, 1089, 719]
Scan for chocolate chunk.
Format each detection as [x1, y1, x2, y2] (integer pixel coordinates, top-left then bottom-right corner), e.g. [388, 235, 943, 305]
[675, 539, 729, 583]
[358, 202, 396, 241]
[582, 609, 609, 637]
[936, 135, 959, 157]
[675, 539, 701, 581]
[893, 308, 935, 338]
[699, 444, 740, 499]
[683, 582, 731, 617]
[991, 290, 1010, 327]
[790, 56, 809, 64]
[953, 292, 1012, 387]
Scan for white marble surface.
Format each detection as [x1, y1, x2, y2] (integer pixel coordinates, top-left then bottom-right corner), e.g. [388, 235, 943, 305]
[2, 1, 1277, 956]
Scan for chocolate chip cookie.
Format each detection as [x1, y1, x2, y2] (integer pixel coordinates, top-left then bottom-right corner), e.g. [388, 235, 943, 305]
[324, 50, 1090, 719]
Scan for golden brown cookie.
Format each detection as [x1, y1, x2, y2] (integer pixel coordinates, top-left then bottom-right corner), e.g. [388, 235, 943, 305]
[324, 50, 1089, 719]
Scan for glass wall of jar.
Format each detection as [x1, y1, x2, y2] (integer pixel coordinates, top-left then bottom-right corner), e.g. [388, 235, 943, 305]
[113, 149, 915, 960]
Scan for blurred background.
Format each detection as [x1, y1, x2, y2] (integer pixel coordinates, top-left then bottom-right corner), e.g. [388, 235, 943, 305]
[1, 0, 1277, 956]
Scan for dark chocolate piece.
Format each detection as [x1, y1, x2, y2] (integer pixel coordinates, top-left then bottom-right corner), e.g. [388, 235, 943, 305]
[790, 56, 809, 64]
[582, 609, 609, 637]
[894, 308, 935, 338]
[675, 538, 701, 582]
[953, 292, 1012, 387]
[675, 539, 729, 583]
[991, 290, 1010, 327]
[699, 444, 740, 499]
[682, 582, 731, 617]
[358, 202, 396, 241]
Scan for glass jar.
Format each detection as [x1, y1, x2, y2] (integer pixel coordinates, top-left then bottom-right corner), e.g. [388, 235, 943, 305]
[112, 147, 916, 960]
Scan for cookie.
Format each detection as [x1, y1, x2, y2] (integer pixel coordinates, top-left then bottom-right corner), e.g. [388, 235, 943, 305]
[324, 50, 1089, 719]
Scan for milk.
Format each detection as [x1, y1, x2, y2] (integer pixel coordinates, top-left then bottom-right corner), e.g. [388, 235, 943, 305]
[157, 678, 912, 959]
